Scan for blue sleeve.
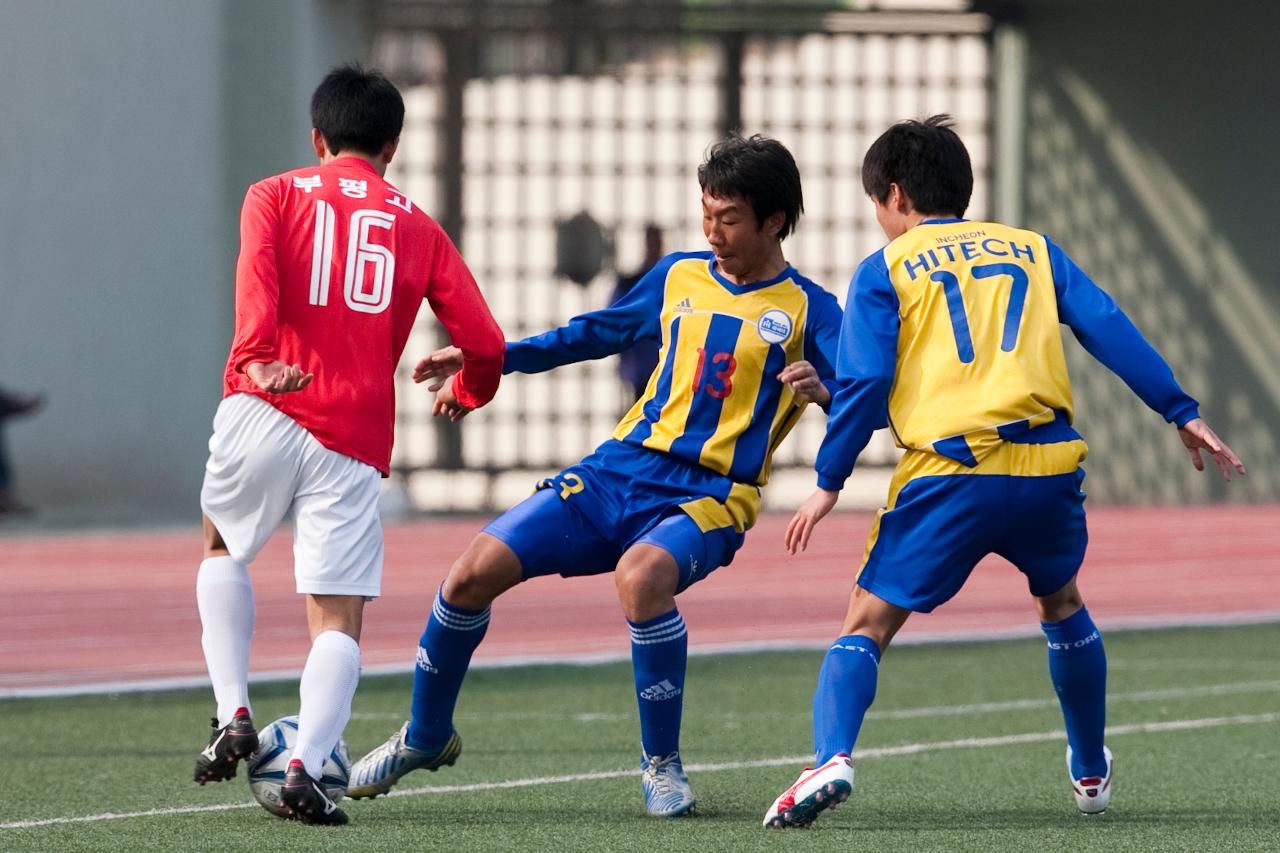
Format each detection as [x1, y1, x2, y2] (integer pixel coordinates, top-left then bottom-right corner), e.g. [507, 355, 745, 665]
[1048, 238, 1199, 427]
[503, 255, 672, 375]
[814, 255, 900, 491]
[801, 285, 843, 414]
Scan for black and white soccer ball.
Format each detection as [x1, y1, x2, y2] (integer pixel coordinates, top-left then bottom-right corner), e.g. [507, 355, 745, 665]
[246, 715, 350, 817]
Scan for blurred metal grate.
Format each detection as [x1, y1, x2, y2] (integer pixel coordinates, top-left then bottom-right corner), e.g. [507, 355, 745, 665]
[371, 1, 993, 511]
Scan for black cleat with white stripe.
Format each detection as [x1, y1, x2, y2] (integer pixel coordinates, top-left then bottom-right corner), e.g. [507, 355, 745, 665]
[280, 759, 349, 825]
[193, 708, 257, 784]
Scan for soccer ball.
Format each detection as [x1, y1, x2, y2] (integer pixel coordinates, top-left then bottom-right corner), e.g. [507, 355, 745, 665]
[246, 716, 351, 817]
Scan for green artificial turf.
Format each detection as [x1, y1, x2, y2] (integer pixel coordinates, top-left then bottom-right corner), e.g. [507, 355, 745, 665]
[2, 623, 1278, 851]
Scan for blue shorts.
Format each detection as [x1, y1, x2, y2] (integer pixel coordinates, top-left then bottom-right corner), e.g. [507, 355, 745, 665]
[857, 469, 1088, 612]
[483, 440, 753, 593]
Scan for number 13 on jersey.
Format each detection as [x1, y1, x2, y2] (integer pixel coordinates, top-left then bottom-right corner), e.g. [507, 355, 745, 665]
[692, 348, 737, 399]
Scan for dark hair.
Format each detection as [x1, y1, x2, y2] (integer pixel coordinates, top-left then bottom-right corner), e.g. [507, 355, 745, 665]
[698, 134, 804, 240]
[861, 115, 973, 216]
[310, 64, 405, 157]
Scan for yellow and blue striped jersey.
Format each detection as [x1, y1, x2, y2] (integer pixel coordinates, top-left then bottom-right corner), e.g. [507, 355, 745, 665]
[504, 251, 842, 486]
[815, 219, 1199, 488]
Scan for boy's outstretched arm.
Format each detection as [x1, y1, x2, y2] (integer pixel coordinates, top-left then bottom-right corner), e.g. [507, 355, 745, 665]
[502, 255, 676, 376]
[792, 258, 901, 552]
[1178, 418, 1246, 480]
[785, 488, 839, 554]
[1048, 239, 1245, 480]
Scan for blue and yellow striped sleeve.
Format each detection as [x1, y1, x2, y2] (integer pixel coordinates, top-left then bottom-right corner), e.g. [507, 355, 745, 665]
[1047, 238, 1199, 426]
[814, 252, 900, 491]
[503, 255, 677, 375]
[800, 283, 843, 413]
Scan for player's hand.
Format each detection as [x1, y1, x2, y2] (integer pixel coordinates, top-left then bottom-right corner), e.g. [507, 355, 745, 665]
[413, 346, 465, 391]
[1178, 418, 1246, 481]
[778, 361, 830, 407]
[246, 360, 313, 394]
[785, 488, 840, 555]
[432, 375, 474, 423]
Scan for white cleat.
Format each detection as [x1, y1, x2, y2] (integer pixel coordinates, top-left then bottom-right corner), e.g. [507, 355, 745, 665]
[346, 722, 461, 799]
[641, 751, 696, 817]
[1067, 745, 1113, 814]
[763, 754, 854, 828]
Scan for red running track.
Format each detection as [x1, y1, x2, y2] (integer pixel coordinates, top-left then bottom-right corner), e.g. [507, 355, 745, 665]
[1, 506, 1277, 696]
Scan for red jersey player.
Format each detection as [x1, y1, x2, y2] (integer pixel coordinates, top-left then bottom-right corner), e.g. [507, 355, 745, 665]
[192, 65, 504, 825]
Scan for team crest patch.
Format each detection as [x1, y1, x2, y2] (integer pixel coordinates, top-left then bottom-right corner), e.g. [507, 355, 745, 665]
[757, 309, 793, 344]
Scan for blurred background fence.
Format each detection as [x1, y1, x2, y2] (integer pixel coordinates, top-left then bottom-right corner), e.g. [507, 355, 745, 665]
[372, 0, 992, 510]
[0, 0, 1274, 525]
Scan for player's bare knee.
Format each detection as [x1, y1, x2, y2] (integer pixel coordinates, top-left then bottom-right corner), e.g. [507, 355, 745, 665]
[840, 587, 910, 650]
[1036, 577, 1084, 623]
[839, 620, 895, 651]
[1037, 593, 1084, 623]
[443, 558, 498, 609]
[443, 535, 520, 610]
[614, 563, 653, 605]
[615, 557, 677, 622]
[306, 594, 364, 642]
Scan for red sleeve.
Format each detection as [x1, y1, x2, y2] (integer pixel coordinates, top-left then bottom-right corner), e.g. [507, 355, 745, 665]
[227, 181, 282, 374]
[425, 229, 505, 409]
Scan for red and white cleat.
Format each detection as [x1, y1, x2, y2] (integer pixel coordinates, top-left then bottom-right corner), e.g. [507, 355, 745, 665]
[763, 754, 854, 828]
[1067, 745, 1113, 814]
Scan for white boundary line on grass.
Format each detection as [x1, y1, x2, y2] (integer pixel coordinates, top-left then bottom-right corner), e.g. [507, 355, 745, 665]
[3, 711, 1276, 830]
[871, 678, 1280, 721]
[342, 678, 1280, 724]
[6, 610, 1280, 699]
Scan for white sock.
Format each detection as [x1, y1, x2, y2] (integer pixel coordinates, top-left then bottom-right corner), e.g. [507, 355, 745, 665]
[292, 630, 362, 779]
[196, 556, 255, 727]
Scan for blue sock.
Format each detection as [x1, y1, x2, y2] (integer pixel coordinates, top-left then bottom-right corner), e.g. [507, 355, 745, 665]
[407, 588, 490, 751]
[813, 635, 881, 764]
[1041, 607, 1107, 778]
[629, 608, 688, 758]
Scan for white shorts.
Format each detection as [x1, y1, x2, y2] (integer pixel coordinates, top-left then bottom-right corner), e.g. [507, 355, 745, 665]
[200, 393, 384, 597]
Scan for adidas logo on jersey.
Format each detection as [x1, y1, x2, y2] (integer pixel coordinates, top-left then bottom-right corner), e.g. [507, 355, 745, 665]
[675, 298, 693, 313]
[416, 646, 438, 674]
[640, 679, 682, 701]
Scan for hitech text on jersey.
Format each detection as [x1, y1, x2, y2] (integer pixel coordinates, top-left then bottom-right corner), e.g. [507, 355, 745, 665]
[505, 252, 843, 487]
[816, 219, 1198, 488]
[223, 157, 504, 475]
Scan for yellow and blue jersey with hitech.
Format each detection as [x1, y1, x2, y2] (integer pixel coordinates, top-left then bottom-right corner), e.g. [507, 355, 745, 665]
[503, 251, 842, 487]
[884, 220, 1072, 461]
[815, 218, 1200, 490]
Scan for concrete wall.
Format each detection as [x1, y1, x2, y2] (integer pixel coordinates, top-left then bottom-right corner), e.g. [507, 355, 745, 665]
[0, 0, 367, 524]
[987, 0, 1279, 502]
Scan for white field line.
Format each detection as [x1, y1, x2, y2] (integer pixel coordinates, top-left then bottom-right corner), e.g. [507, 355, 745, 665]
[2, 711, 1276, 830]
[872, 679, 1280, 721]
[345, 678, 1280, 724]
[6, 610, 1280, 699]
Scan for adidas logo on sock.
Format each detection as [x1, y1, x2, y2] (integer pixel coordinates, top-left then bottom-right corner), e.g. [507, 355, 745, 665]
[416, 647, 438, 674]
[640, 679, 682, 701]
[675, 298, 693, 313]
